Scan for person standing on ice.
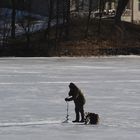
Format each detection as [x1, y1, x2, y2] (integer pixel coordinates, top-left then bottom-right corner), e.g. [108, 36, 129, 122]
[65, 83, 86, 122]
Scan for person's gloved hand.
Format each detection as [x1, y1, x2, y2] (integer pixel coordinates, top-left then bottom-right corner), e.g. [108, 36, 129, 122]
[65, 98, 69, 101]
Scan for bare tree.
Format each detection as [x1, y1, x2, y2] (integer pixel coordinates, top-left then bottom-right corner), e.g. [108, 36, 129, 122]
[0, 9, 11, 47]
[65, 0, 70, 38]
[115, 0, 129, 25]
[55, 0, 60, 40]
[11, 0, 16, 38]
[63, 0, 68, 34]
[18, 0, 33, 48]
[45, 0, 54, 40]
[81, 0, 85, 10]
[85, 0, 92, 37]
[75, 0, 80, 12]
[98, 0, 105, 35]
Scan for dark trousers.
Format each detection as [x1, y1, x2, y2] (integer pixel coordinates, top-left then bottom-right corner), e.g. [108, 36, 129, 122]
[115, 0, 129, 24]
[75, 105, 84, 121]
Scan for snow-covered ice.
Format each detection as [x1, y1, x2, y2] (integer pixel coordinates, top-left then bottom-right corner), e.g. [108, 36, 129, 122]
[0, 56, 140, 140]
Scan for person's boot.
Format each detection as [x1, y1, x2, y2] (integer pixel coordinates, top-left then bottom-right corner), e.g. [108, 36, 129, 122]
[80, 111, 85, 122]
[72, 120, 79, 123]
[80, 119, 84, 122]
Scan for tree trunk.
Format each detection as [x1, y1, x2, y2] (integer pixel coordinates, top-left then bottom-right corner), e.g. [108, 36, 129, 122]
[45, 0, 54, 39]
[75, 0, 79, 12]
[65, 0, 70, 39]
[85, 0, 92, 37]
[115, 0, 129, 24]
[98, 0, 104, 35]
[26, 0, 32, 48]
[81, 0, 85, 10]
[55, 0, 60, 40]
[11, 0, 16, 38]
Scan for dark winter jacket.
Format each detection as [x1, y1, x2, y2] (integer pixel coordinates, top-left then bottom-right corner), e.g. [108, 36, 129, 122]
[66, 83, 86, 106]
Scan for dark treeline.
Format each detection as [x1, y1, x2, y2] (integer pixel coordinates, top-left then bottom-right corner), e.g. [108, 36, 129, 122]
[0, 0, 134, 56]
[1, 0, 71, 49]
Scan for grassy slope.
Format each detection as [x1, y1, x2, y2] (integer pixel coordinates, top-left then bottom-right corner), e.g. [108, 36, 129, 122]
[58, 18, 140, 56]
[1, 18, 140, 56]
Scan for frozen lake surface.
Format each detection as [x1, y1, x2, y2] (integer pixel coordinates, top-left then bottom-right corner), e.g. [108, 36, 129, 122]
[0, 56, 140, 140]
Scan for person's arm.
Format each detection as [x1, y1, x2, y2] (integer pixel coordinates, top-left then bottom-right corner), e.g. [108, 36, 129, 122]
[65, 96, 74, 101]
